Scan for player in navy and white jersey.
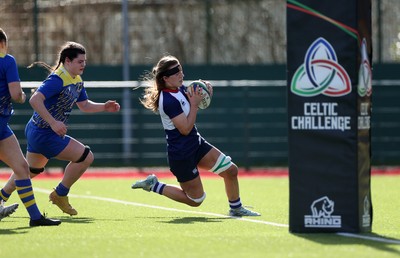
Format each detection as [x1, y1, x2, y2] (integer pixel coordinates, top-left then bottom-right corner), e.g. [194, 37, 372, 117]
[0, 41, 120, 216]
[132, 55, 260, 217]
[0, 28, 60, 226]
[159, 85, 203, 160]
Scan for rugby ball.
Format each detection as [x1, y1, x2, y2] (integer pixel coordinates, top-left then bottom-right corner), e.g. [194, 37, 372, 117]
[186, 80, 212, 109]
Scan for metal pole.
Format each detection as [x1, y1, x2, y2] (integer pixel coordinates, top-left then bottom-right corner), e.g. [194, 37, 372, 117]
[377, 0, 382, 63]
[33, 0, 39, 61]
[122, 0, 132, 163]
[205, 0, 212, 64]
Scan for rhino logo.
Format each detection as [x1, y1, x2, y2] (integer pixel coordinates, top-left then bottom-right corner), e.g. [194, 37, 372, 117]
[304, 196, 341, 228]
[311, 196, 334, 217]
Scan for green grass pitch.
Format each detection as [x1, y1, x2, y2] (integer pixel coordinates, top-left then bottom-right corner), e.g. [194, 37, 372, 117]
[1, 175, 399, 258]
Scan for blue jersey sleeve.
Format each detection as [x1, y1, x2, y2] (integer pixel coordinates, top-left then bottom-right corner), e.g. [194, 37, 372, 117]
[0, 55, 20, 115]
[5, 55, 20, 84]
[162, 93, 183, 119]
[37, 75, 63, 99]
[77, 86, 88, 102]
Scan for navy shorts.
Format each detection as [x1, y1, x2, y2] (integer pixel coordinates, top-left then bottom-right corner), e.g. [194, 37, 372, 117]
[168, 138, 213, 183]
[25, 121, 71, 159]
[0, 115, 14, 140]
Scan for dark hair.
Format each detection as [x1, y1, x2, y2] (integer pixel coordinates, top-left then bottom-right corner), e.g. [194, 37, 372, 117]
[140, 55, 180, 112]
[0, 28, 8, 43]
[28, 41, 86, 72]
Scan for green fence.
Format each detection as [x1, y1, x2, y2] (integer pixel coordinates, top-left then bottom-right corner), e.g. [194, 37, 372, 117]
[5, 80, 400, 169]
[8, 83, 287, 169]
[3, 64, 400, 169]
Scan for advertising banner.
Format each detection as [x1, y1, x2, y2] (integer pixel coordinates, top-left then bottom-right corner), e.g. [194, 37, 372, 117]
[287, 0, 372, 233]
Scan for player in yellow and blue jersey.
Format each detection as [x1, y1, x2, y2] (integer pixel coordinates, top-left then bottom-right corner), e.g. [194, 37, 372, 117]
[0, 41, 120, 216]
[0, 28, 60, 226]
[131, 55, 260, 217]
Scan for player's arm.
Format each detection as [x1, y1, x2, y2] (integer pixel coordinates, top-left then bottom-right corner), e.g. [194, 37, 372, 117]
[172, 90, 202, 135]
[171, 97, 198, 135]
[30, 91, 67, 137]
[76, 99, 120, 113]
[8, 81, 26, 104]
[171, 110, 197, 136]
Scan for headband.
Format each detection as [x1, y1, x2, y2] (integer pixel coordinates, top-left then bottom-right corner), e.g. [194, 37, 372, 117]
[160, 65, 180, 77]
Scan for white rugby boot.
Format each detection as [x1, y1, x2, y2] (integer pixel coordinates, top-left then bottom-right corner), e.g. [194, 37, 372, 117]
[131, 174, 158, 192]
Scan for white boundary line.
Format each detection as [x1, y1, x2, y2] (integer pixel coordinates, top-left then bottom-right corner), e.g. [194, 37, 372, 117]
[33, 187, 288, 228]
[3, 183, 400, 244]
[63, 189, 400, 244]
[336, 233, 400, 244]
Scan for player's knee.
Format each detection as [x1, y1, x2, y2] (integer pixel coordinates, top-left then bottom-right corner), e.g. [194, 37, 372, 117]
[75, 145, 94, 165]
[86, 151, 94, 165]
[15, 161, 30, 178]
[227, 163, 238, 177]
[186, 192, 206, 207]
[209, 154, 235, 176]
[19, 160, 29, 172]
[29, 167, 45, 175]
[219, 163, 238, 179]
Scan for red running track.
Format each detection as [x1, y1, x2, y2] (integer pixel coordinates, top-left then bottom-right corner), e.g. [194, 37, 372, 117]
[0, 166, 399, 180]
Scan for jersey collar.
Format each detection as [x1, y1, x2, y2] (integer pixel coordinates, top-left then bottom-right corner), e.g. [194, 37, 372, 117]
[162, 87, 179, 93]
[56, 65, 82, 86]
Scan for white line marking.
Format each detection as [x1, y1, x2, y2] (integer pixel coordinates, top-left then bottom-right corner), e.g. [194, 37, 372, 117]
[336, 233, 400, 244]
[33, 187, 288, 228]
[62, 189, 400, 243]
[4, 183, 400, 244]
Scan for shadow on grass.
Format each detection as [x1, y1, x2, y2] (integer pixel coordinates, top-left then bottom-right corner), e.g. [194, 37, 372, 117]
[0, 226, 30, 235]
[0, 216, 33, 235]
[161, 216, 230, 224]
[292, 232, 400, 256]
[59, 216, 96, 224]
[0, 216, 96, 234]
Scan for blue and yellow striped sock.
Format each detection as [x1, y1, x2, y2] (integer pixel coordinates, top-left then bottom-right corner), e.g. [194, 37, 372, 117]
[15, 179, 42, 220]
[0, 189, 10, 202]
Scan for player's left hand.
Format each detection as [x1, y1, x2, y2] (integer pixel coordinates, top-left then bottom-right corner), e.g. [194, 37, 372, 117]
[186, 88, 202, 108]
[105, 100, 120, 112]
[200, 79, 213, 97]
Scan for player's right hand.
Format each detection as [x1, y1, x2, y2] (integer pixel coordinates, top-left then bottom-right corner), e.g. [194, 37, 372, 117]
[50, 120, 67, 138]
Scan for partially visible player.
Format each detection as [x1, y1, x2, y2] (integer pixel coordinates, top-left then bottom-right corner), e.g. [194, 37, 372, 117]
[0, 28, 60, 226]
[0, 200, 18, 221]
[131, 55, 260, 217]
[0, 41, 120, 216]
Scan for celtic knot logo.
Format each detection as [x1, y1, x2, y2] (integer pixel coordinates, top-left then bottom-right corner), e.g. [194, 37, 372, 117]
[291, 37, 352, 97]
[358, 38, 372, 97]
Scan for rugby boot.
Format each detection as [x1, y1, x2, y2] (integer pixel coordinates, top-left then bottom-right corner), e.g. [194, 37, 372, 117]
[229, 206, 261, 217]
[49, 190, 78, 216]
[30, 215, 61, 227]
[0, 201, 18, 221]
[131, 174, 158, 192]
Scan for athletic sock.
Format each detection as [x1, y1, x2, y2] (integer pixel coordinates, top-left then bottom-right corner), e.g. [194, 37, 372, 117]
[55, 183, 69, 196]
[152, 182, 166, 195]
[15, 179, 42, 220]
[229, 197, 242, 209]
[0, 189, 10, 202]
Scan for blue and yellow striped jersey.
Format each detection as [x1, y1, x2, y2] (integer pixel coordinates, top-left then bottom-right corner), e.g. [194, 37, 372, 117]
[30, 65, 88, 128]
[0, 53, 20, 115]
